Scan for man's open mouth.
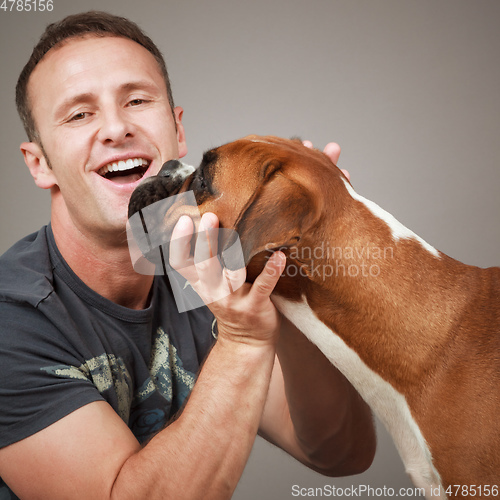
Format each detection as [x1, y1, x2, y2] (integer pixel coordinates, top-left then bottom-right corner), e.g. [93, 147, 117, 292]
[97, 157, 151, 183]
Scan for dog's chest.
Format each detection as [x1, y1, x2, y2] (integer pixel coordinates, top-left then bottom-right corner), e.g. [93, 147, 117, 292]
[272, 295, 445, 499]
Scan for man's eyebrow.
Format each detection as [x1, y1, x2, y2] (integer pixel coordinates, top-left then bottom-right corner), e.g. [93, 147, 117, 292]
[118, 80, 162, 94]
[54, 92, 96, 119]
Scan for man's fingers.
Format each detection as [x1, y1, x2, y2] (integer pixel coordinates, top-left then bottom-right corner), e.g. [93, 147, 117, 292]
[193, 213, 224, 287]
[340, 168, 350, 182]
[249, 251, 286, 302]
[304, 140, 341, 165]
[322, 142, 350, 181]
[170, 215, 195, 271]
[303, 140, 349, 179]
[323, 142, 341, 165]
[194, 213, 219, 264]
[222, 267, 247, 295]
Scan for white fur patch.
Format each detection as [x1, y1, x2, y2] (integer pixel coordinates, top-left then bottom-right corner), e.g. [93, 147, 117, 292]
[175, 162, 196, 180]
[342, 178, 440, 258]
[272, 295, 445, 499]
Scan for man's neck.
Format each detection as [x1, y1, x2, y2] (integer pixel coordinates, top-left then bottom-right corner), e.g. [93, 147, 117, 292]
[51, 215, 154, 310]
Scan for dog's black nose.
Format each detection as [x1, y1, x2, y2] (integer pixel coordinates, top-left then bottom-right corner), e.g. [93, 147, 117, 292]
[158, 159, 182, 178]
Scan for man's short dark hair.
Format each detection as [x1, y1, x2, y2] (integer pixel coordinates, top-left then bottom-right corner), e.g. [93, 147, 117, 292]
[16, 11, 176, 143]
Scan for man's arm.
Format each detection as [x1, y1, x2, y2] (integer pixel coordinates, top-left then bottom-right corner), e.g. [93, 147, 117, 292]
[0, 253, 285, 500]
[259, 317, 376, 475]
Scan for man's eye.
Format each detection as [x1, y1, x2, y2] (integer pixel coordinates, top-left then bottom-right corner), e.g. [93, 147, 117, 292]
[129, 99, 146, 106]
[70, 112, 88, 121]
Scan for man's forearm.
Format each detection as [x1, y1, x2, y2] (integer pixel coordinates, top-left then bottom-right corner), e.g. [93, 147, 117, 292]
[111, 338, 276, 500]
[265, 318, 376, 475]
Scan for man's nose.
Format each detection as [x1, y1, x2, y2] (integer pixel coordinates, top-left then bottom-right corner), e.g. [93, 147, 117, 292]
[97, 107, 134, 144]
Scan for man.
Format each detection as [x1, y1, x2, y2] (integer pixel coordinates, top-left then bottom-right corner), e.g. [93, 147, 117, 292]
[0, 11, 375, 499]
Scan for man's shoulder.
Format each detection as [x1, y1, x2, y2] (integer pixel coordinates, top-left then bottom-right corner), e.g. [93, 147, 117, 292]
[0, 226, 54, 307]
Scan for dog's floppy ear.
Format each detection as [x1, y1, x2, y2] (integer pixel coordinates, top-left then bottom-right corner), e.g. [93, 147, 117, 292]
[226, 172, 316, 267]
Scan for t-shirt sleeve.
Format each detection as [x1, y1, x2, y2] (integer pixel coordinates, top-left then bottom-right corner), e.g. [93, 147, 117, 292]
[0, 301, 105, 449]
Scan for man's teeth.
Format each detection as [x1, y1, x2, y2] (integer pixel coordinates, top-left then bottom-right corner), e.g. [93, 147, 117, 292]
[98, 158, 149, 176]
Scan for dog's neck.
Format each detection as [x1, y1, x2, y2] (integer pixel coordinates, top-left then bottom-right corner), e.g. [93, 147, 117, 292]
[281, 178, 475, 393]
[271, 176, 499, 495]
[271, 180, 473, 496]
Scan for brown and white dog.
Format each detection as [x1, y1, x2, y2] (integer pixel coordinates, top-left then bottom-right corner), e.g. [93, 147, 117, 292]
[128, 135, 500, 498]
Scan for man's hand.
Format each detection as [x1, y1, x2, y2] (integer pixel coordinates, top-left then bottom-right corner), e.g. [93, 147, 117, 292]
[169, 212, 286, 347]
[303, 140, 350, 181]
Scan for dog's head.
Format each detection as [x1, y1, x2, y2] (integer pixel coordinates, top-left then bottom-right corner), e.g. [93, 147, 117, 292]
[128, 135, 350, 289]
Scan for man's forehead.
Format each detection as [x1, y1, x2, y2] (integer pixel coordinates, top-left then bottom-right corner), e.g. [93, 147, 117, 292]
[33, 34, 158, 72]
[27, 35, 164, 101]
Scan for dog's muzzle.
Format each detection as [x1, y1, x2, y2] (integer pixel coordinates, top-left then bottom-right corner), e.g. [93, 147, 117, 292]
[158, 159, 196, 191]
[126, 158, 198, 273]
[128, 160, 196, 219]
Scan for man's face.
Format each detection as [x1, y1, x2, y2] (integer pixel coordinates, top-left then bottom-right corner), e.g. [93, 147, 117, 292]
[25, 35, 187, 241]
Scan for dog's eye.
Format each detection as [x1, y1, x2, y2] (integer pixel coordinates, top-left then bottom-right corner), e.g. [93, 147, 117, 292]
[190, 169, 210, 193]
[192, 175, 207, 191]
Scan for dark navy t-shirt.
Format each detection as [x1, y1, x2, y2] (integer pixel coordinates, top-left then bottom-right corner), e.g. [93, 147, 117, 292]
[0, 225, 216, 499]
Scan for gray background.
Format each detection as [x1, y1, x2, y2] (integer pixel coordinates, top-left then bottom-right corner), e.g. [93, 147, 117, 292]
[1, 0, 498, 498]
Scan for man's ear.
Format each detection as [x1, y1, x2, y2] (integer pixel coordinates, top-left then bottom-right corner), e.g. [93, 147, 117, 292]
[228, 173, 317, 266]
[174, 106, 188, 159]
[20, 142, 57, 190]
